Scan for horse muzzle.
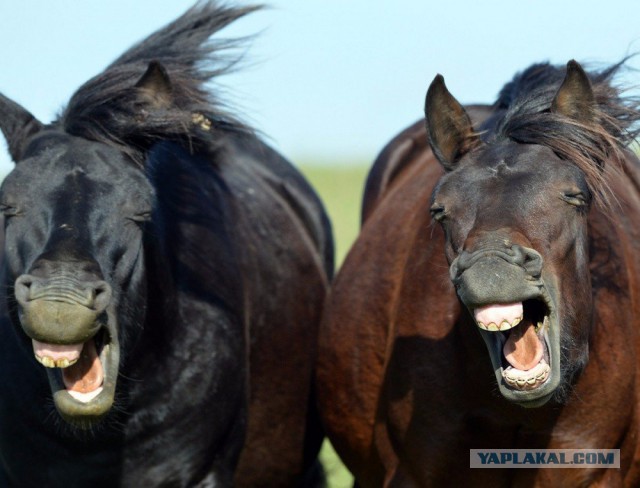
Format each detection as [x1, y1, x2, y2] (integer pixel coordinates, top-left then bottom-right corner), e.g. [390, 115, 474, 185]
[450, 242, 543, 303]
[13, 272, 119, 426]
[449, 242, 562, 406]
[14, 274, 111, 344]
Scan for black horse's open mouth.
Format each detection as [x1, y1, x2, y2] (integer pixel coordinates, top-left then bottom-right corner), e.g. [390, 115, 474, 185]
[31, 326, 119, 425]
[473, 296, 561, 405]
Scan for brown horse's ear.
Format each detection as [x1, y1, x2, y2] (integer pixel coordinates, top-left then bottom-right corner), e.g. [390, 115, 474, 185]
[135, 61, 173, 108]
[551, 60, 595, 123]
[0, 93, 44, 162]
[425, 75, 478, 170]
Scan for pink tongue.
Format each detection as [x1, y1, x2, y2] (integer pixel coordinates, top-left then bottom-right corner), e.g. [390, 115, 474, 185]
[33, 340, 83, 362]
[62, 340, 104, 394]
[503, 320, 544, 370]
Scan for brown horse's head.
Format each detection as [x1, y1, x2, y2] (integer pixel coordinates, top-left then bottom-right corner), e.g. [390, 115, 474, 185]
[425, 61, 633, 406]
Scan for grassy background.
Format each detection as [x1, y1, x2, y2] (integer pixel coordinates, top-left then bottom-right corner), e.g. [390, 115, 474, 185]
[300, 163, 370, 487]
[300, 164, 369, 266]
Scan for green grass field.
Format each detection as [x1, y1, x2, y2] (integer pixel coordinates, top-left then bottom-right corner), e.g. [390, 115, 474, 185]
[300, 164, 369, 267]
[300, 163, 371, 488]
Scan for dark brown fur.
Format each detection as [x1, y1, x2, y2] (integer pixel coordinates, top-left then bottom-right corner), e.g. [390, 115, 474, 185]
[318, 61, 640, 487]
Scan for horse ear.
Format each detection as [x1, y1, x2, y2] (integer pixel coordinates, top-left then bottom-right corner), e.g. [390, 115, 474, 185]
[0, 93, 43, 162]
[425, 75, 478, 170]
[135, 61, 173, 108]
[551, 60, 595, 123]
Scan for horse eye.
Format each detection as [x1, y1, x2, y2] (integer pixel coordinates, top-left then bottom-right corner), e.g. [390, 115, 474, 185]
[0, 204, 20, 218]
[129, 212, 152, 224]
[561, 192, 588, 207]
[430, 204, 447, 222]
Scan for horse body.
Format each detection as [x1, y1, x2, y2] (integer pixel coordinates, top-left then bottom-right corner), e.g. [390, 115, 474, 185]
[318, 62, 640, 486]
[0, 3, 332, 487]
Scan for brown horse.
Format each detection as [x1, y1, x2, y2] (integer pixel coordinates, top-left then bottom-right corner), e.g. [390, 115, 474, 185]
[317, 60, 640, 486]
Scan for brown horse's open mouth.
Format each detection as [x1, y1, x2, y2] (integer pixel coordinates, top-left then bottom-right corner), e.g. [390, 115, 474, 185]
[475, 300, 550, 389]
[473, 297, 560, 405]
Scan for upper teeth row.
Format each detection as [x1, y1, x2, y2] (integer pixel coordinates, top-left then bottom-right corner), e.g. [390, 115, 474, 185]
[35, 355, 78, 369]
[476, 315, 523, 331]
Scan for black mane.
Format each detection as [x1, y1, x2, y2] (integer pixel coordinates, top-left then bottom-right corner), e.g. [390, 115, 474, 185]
[481, 60, 640, 207]
[493, 61, 640, 140]
[56, 1, 258, 165]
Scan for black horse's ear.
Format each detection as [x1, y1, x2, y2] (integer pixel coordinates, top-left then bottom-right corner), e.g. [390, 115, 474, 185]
[551, 60, 595, 123]
[0, 93, 43, 162]
[425, 75, 478, 170]
[135, 61, 173, 108]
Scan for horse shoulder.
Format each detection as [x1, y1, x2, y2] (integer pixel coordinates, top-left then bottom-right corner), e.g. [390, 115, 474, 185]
[216, 136, 332, 486]
[579, 151, 640, 483]
[318, 150, 455, 484]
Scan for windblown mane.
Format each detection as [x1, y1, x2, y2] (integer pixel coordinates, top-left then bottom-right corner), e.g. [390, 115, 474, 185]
[482, 61, 640, 207]
[55, 1, 258, 166]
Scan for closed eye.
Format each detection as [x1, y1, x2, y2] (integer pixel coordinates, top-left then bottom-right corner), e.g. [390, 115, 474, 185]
[0, 204, 20, 218]
[430, 204, 447, 222]
[128, 212, 152, 224]
[561, 191, 589, 207]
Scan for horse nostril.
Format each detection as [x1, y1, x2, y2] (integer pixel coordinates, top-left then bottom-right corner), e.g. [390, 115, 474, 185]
[92, 281, 112, 313]
[14, 274, 112, 311]
[14, 275, 35, 306]
[522, 249, 543, 277]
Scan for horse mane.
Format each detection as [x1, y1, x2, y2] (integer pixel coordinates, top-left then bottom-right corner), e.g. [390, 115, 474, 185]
[482, 61, 640, 208]
[49, 2, 260, 319]
[56, 1, 259, 166]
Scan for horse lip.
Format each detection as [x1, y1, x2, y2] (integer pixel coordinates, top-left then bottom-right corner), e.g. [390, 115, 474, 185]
[453, 248, 516, 274]
[15, 281, 119, 426]
[46, 324, 120, 428]
[474, 285, 562, 405]
[18, 298, 103, 345]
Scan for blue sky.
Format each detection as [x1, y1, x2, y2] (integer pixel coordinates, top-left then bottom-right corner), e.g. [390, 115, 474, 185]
[1, 0, 640, 173]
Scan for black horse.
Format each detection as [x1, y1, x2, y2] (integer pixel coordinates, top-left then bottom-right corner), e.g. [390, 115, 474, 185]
[0, 2, 333, 486]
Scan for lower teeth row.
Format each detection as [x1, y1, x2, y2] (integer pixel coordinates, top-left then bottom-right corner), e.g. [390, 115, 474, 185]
[502, 360, 550, 390]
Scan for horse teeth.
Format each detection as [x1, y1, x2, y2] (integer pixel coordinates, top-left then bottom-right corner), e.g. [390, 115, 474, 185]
[500, 316, 523, 331]
[55, 358, 78, 368]
[477, 315, 523, 332]
[502, 358, 551, 390]
[36, 356, 56, 368]
[35, 355, 78, 369]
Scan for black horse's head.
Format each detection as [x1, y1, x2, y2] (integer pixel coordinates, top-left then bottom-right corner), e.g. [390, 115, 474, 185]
[425, 61, 636, 406]
[0, 96, 155, 426]
[0, 61, 187, 426]
[0, 0, 257, 429]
